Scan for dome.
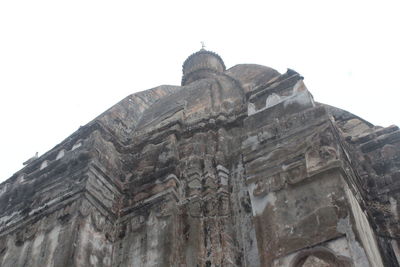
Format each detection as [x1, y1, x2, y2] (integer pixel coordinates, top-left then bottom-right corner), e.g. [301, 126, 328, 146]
[181, 49, 226, 85]
[225, 64, 280, 93]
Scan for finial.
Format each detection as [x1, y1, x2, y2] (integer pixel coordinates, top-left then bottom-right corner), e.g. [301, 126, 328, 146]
[200, 41, 206, 50]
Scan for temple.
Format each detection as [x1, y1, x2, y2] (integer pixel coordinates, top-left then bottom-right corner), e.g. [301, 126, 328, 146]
[1, 49, 400, 266]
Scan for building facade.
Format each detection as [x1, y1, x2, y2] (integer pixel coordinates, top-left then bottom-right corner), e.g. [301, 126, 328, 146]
[1, 49, 400, 266]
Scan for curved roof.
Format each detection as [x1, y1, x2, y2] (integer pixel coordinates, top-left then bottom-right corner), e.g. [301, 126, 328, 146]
[226, 64, 280, 93]
[182, 49, 226, 74]
[181, 49, 226, 85]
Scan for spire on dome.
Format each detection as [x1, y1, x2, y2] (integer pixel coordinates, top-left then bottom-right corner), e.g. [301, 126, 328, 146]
[200, 41, 206, 50]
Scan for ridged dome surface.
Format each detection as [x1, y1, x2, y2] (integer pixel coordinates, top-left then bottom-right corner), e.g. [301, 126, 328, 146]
[181, 49, 226, 85]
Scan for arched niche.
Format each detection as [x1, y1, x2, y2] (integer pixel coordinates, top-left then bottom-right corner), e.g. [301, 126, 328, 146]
[71, 140, 82, 151]
[40, 160, 49, 170]
[17, 173, 26, 182]
[56, 149, 66, 160]
[290, 247, 353, 267]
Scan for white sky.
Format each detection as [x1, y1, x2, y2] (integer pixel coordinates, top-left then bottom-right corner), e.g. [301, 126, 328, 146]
[0, 0, 399, 183]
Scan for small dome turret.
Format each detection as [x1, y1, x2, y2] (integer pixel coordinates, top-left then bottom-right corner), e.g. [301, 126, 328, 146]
[181, 49, 226, 86]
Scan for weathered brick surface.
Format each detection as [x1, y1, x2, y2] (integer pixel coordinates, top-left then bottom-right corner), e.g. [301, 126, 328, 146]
[0, 50, 399, 266]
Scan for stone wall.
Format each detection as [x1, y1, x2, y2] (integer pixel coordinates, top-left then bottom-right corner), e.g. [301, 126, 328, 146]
[1, 53, 399, 266]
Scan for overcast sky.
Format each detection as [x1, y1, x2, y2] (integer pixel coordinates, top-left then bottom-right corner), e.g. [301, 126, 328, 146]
[0, 0, 399, 183]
